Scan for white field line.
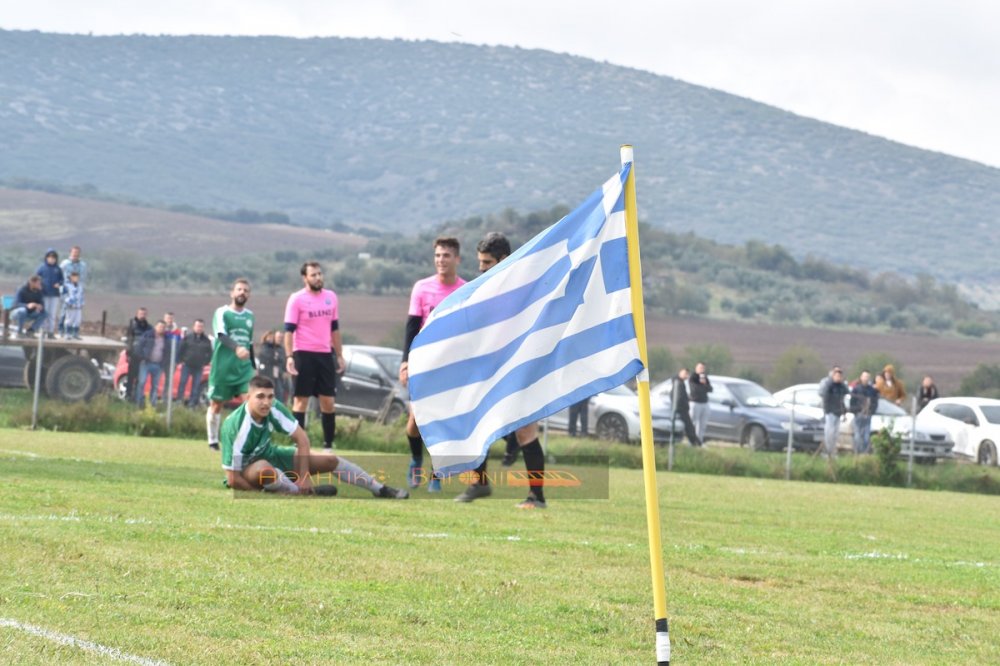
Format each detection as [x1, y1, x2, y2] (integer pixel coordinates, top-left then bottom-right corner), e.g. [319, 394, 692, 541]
[0, 618, 170, 665]
[1, 448, 105, 464]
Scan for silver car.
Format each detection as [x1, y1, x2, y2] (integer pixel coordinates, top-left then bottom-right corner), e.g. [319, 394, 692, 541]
[545, 384, 683, 443]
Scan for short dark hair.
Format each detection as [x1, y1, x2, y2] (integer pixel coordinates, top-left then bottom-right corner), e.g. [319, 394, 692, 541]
[434, 236, 460, 255]
[250, 375, 275, 390]
[477, 232, 511, 262]
[300, 261, 322, 276]
[28, 275, 41, 283]
[193, 318, 204, 324]
[233, 278, 251, 290]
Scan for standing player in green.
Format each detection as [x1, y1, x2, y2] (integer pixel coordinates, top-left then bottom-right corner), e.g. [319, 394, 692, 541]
[222, 375, 408, 498]
[207, 278, 256, 451]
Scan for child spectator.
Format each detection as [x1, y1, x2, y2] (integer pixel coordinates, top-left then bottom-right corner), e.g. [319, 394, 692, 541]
[60, 271, 85, 339]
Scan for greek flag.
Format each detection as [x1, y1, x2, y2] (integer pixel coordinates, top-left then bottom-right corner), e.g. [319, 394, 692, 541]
[408, 163, 644, 475]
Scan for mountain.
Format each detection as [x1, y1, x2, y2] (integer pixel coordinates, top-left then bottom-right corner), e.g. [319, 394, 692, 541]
[1, 29, 999, 300]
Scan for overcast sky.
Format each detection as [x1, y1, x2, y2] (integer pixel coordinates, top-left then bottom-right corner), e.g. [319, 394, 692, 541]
[3, 0, 999, 168]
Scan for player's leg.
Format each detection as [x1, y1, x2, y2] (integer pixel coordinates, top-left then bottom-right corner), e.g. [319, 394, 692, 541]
[289, 350, 316, 430]
[293, 448, 408, 499]
[515, 423, 546, 509]
[206, 393, 224, 450]
[405, 409, 428, 488]
[242, 459, 299, 493]
[318, 395, 337, 450]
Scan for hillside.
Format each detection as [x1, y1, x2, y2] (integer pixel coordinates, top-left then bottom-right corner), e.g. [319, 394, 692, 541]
[0, 187, 364, 268]
[1, 30, 999, 297]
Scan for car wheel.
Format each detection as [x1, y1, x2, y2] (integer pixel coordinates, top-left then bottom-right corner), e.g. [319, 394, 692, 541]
[978, 440, 998, 466]
[596, 413, 629, 443]
[44, 355, 100, 402]
[384, 401, 406, 424]
[116, 376, 129, 401]
[743, 424, 768, 451]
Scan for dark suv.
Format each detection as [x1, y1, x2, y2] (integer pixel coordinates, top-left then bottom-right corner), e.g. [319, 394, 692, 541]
[338, 345, 409, 423]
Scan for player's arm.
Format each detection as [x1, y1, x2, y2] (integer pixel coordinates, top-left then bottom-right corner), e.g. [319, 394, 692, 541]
[226, 468, 257, 492]
[399, 315, 422, 386]
[217, 333, 250, 360]
[290, 424, 313, 493]
[330, 322, 344, 373]
[284, 310, 298, 374]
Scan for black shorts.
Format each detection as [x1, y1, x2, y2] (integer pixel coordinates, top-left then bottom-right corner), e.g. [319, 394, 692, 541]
[292, 350, 338, 398]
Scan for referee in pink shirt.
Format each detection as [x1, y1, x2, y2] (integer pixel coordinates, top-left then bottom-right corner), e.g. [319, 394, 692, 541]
[283, 261, 344, 449]
[398, 237, 466, 491]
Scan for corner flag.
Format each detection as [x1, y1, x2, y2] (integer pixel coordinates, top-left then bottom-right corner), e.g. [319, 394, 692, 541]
[408, 163, 644, 476]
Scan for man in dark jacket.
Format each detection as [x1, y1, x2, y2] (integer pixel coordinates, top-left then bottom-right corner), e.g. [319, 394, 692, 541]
[671, 368, 702, 446]
[125, 307, 151, 400]
[849, 371, 880, 454]
[35, 249, 63, 339]
[818, 367, 849, 458]
[688, 362, 713, 443]
[135, 320, 167, 408]
[11, 275, 45, 337]
[178, 318, 213, 407]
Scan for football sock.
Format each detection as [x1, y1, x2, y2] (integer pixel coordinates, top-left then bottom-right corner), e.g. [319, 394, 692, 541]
[521, 439, 546, 503]
[293, 411, 306, 430]
[408, 435, 424, 461]
[474, 459, 489, 486]
[262, 469, 300, 494]
[504, 433, 519, 455]
[334, 457, 382, 493]
[206, 410, 220, 444]
[321, 412, 336, 446]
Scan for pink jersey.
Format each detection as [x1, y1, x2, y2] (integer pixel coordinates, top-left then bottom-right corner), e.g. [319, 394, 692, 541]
[408, 275, 466, 328]
[284, 288, 339, 353]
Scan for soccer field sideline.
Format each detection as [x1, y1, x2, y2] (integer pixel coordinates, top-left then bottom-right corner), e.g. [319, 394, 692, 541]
[2, 428, 998, 664]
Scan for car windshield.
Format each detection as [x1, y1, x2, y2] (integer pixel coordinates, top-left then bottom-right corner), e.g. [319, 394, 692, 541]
[373, 352, 402, 377]
[731, 383, 781, 407]
[980, 405, 1000, 425]
[876, 401, 906, 417]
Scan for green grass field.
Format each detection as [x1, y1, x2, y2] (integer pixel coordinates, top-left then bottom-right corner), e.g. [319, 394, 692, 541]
[1, 428, 997, 664]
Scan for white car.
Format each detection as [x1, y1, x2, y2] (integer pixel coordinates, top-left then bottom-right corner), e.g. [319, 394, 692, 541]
[773, 382, 954, 461]
[915, 397, 1000, 465]
[544, 384, 683, 443]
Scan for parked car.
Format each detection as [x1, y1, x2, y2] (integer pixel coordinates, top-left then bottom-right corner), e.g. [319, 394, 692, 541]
[337, 345, 409, 423]
[113, 349, 209, 404]
[916, 397, 1000, 466]
[0, 345, 27, 387]
[654, 375, 825, 451]
[773, 383, 954, 461]
[545, 384, 684, 443]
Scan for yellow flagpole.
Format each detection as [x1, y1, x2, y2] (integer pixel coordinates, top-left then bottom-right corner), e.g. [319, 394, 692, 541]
[621, 145, 670, 665]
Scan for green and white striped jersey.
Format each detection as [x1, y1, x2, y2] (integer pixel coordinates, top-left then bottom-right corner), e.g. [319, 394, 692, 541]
[220, 400, 299, 471]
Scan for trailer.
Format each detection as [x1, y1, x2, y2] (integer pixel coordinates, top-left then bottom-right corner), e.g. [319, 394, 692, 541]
[1, 319, 123, 402]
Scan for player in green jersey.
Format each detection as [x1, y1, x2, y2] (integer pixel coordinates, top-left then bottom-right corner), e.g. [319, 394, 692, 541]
[221, 375, 408, 498]
[207, 278, 256, 450]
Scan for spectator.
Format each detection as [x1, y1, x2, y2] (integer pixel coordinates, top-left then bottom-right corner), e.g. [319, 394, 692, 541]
[849, 371, 879, 454]
[567, 397, 589, 437]
[11, 275, 45, 338]
[59, 246, 87, 335]
[60, 271, 85, 340]
[258, 329, 289, 403]
[135, 320, 167, 408]
[875, 364, 907, 406]
[125, 307, 151, 400]
[35, 248, 63, 339]
[818, 366, 848, 458]
[177, 319, 212, 407]
[918, 375, 939, 412]
[671, 367, 702, 446]
[688, 362, 713, 443]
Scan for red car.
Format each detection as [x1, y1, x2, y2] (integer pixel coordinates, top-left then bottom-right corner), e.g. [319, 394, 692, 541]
[113, 350, 211, 405]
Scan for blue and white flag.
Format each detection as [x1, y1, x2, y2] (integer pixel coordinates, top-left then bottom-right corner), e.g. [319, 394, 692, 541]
[408, 163, 644, 475]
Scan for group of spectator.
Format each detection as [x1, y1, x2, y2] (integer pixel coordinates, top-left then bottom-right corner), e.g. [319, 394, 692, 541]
[123, 305, 292, 409]
[819, 364, 939, 457]
[669, 362, 713, 447]
[8, 246, 88, 340]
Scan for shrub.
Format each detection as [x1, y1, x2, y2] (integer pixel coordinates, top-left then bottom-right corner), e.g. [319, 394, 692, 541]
[956, 320, 991, 338]
[682, 343, 733, 375]
[871, 427, 903, 485]
[767, 344, 827, 390]
[959, 363, 1000, 399]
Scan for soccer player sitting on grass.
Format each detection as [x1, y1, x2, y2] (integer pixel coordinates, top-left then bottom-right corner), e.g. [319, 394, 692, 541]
[221, 375, 409, 499]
